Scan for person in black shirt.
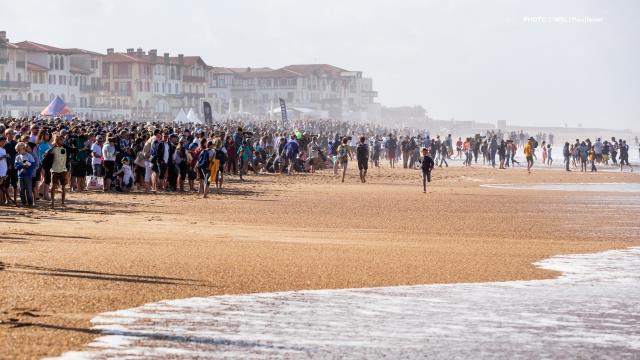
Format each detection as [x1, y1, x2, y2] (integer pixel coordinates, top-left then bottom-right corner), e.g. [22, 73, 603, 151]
[420, 147, 435, 193]
[356, 136, 369, 183]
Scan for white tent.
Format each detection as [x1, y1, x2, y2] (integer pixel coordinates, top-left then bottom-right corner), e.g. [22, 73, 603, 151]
[173, 109, 189, 123]
[186, 108, 202, 124]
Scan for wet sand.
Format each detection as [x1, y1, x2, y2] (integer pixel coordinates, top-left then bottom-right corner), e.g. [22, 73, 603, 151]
[1, 164, 639, 359]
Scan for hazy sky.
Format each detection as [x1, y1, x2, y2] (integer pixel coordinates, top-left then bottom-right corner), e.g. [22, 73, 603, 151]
[4, 0, 639, 129]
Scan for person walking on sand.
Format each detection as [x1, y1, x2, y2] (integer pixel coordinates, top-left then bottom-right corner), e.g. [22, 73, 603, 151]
[579, 141, 588, 172]
[356, 136, 369, 183]
[49, 134, 68, 208]
[337, 137, 353, 183]
[563, 142, 571, 171]
[420, 147, 435, 193]
[524, 137, 534, 173]
[438, 140, 449, 168]
[385, 134, 397, 168]
[619, 140, 633, 172]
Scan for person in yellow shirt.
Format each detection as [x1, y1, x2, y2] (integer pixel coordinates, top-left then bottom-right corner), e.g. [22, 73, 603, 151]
[524, 137, 534, 173]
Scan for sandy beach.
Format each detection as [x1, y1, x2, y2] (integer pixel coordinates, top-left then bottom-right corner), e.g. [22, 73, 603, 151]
[1, 164, 640, 359]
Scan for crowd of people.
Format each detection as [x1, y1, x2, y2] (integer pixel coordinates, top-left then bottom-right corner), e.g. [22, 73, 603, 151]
[0, 116, 637, 208]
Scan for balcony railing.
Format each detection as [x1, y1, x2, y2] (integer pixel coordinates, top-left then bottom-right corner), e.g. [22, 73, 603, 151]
[183, 75, 206, 83]
[0, 80, 30, 89]
[1, 100, 51, 107]
[182, 92, 206, 98]
[79, 84, 102, 92]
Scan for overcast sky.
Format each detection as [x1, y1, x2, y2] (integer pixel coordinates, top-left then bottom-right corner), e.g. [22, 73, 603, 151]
[5, 0, 639, 130]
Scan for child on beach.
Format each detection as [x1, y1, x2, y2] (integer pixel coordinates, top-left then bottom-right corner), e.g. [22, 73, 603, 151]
[114, 157, 134, 192]
[546, 144, 553, 166]
[420, 147, 435, 193]
[15, 142, 36, 207]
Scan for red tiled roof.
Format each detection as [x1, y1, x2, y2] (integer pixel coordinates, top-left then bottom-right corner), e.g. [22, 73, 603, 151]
[233, 68, 301, 79]
[208, 67, 235, 75]
[228, 67, 273, 74]
[14, 41, 103, 56]
[281, 64, 348, 78]
[66, 48, 104, 56]
[103, 53, 150, 64]
[70, 65, 92, 74]
[169, 56, 207, 67]
[27, 63, 49, 72]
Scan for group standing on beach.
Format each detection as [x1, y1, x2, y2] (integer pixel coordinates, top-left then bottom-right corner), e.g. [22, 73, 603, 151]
[0, 115, 637, 208]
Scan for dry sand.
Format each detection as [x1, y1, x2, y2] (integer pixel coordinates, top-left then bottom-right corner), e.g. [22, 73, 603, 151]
[1, 164, 639, 359]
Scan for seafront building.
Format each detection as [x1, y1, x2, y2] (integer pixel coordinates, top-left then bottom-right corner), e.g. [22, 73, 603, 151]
[0, 31, 380, 122]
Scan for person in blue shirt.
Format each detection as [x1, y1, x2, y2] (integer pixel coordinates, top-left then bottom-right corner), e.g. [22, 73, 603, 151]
[15, 142, 36, 207]
[283, 135, 299, 175]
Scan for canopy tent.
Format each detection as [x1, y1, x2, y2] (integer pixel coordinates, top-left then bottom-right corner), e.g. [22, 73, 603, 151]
[40, 96, 73, 118]
[173, 109, 189, 123]
[186, 108, 202, 124]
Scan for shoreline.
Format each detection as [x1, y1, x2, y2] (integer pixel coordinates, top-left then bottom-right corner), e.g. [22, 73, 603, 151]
[2, 166, 640, 358]
[55, 246, 640, 359]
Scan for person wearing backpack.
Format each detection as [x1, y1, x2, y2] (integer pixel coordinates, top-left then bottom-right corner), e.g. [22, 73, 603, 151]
[337, 137, 353, 183]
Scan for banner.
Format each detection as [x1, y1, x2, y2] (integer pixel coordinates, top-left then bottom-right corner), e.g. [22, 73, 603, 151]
[203, 101, 213, 124]
[279, 98, 288, 125]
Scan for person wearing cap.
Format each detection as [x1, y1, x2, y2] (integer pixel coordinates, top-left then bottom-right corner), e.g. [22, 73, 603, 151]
[420, 147, 435, 193]
[49, 134, 68, 208]
[524, 137, 534, 173]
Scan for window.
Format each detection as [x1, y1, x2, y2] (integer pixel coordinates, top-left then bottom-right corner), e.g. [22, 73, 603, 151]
[54, 56, 59, 70]
[60, 56, 64, 70]
[175, 83, 179, 93]
[119, 82, 128, 95]
[49, 56, 54, 70]
[116, 63, 129, 77]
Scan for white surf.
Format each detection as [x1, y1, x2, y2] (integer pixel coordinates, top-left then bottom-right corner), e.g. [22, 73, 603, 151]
[54, 247, 640, 359]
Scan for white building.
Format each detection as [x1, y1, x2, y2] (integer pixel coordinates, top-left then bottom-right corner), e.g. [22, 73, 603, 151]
[0, 31, 30, 116]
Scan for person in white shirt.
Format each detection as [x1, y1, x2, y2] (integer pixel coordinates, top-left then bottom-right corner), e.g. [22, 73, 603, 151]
[91, 136, 104, 177]
[102, 136, 117, 192]
[115, 157, 133, 192]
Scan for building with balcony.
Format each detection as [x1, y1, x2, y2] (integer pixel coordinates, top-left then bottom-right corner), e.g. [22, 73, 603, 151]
[0, 31, 30, 115]
[0, 30, 379, 121]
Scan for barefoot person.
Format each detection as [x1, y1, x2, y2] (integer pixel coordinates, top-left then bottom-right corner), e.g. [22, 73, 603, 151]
[49, 134, 68, 208]
[337, 137, 353, 183]
[420, 147, 435, 193]
[356, 136, 369, 183]
[524, 137, 534, 173]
